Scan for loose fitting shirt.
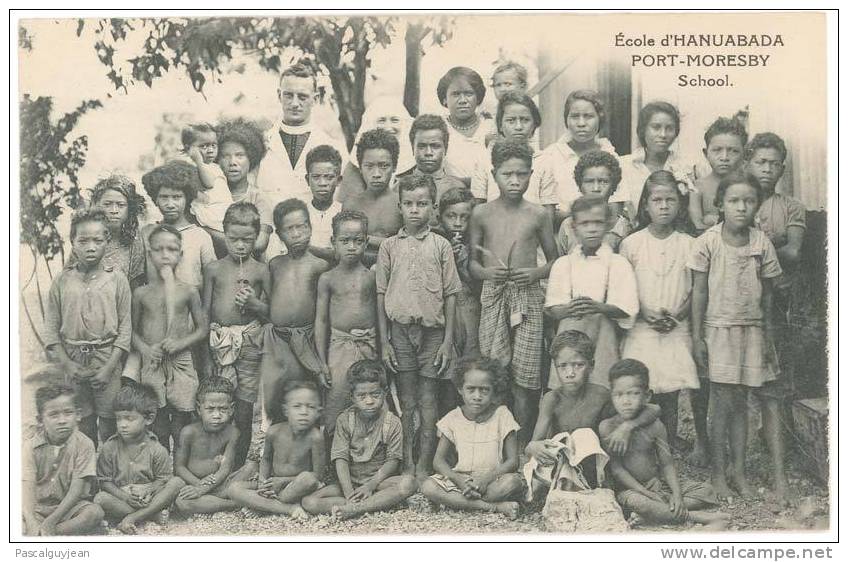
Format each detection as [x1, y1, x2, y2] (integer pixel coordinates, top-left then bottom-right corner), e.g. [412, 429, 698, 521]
[96, 432, 172, 488]
[331, 408, 402, 484]
[437, 405, 519, 474]
[23, 430, 96, 509]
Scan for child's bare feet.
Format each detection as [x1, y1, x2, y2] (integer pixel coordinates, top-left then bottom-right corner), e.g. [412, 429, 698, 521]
[117, 516, 139, 535]
[494, 501, 520, 520]
[290, 506, 309, 520]
[331, 503, 358, 521]
[154, 509, 170, 526]
[768, 480, 798, 507]
[726, 469, 756, 499]
[711, 475, 735, 500]
[686, 441, 710, 467]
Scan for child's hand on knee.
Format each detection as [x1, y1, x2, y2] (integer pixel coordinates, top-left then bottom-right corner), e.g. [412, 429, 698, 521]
[668, 493, 688, 522]
[178, 485, 203, 500]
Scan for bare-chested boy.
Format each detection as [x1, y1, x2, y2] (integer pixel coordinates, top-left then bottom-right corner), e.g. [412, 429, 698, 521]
[261, 199, 332, 423]
[173, 376, 241, 515]
[469, 139, 558, 445]
[204, 202, 270, 468]
[228, 380, 326, 518]
[600, 359, 727, 530]
[314, 210, 379, 434]
[342, 128, 403, 266]
[133, 225, 208, 452]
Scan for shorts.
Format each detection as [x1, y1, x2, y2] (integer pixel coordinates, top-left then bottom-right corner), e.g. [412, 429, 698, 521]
[33, 498, 96, 524]
[64, 343, 122, 419]
[390, 322, 447, 379]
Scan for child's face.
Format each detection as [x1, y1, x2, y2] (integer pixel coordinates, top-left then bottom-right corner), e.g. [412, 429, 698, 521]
[374, 112, 403, 137]
[197, 392, 233, 432]
[148, 231, 183, 271]
[281, 388, 321, 433]
[747, 147, 785, 191]
[412, 130, 447, 174]
[573, 205, 608, 252]
[306, 162, 341, 203]
[440, 201, 473, 234]
[493, 156, 532, 201]
[460, 369, 496, 416]
[704, 133, 744, 177]
[446, 77, 479, 121]
[155, 186, 188, 224]
[351, 381, 385, 419]
[115, 409, 152, 442]
[38, 394, 79, 444]
[331, 219, 367, 265]
[643, 111, 678, 155]
[97, 188, 129, 233]
[578, 166, 614, 200]
[566, 100, 600, 143]
[224, 223, 259, 261]
[492, 69, 525, 101]
[360, 148, 395, 193]
[645, 184, 682, 227]
[190, 131, 219, 164]
[71, 221, 109, 267]
[277, 209, 312, 253]
[399, 186, 435, 229]
[279, 75, 316, 126]
[553, 346, 592, 391]
[610, 375, 650, 421]
[500, 102, 536, 142]
[219, 141, 251, 185]
[719, 182, 759, 230]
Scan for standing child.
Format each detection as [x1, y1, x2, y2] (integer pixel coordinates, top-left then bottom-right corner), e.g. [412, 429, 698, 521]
[133, 225, 208, 452]
[377, 174, 463, 476]
[304, 145, 344, 262]
[204, 202, 270, 468]
[621, 171, 699, 452]
[688, 173, 783, 500]
[23, 384, 104, 536]
[315, 210, 379, 434]
[470, 139, 558, 445]
[228, 380, 326, 518]
[173, 376, 241, 515]
[94, 383, 184, 534]
[545, 197, 639, 389]
[420, 357, 524, 520]
[302, 360, 416, 519]
[600, 359, 727, 530]
[689, 117, 747, 231]
[44, 210, 131, 445]
[261, 199, 331, 423]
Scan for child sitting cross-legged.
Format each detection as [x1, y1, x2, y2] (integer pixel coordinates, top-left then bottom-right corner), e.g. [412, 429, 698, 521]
[94, 383, 183, 534]
[302, 360, 416, 520]
[600, 359, 728, 530]
[420, 357, 524, 520]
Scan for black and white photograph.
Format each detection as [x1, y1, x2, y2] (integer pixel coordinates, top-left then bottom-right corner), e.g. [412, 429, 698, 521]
[11, 9, 835, 542]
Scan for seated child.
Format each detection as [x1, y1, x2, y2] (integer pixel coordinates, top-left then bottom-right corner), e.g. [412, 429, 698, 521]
[302, 360, 416, 520]
[261, 199, 332, 423]
[556, 150, 630, 254]
[173, 376, 241, 515]
[315, 210, 378, 434]
[420, 357, 524, 519]
[133, 224, 208, 452]
[204, 202, 270, 468]
[228, 380, 326, 518]
[304, 145, 344, 262]
[545, 197, 639, 388]
[94, 383, 184, 534]
[44, 209, 131, 445]
[600, 359, 727, 529]
[23, 384, 104, 536]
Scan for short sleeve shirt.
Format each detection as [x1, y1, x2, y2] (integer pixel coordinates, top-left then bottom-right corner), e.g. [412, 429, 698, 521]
[308, 200, 343, 250]
[331, 408, 403, 484]
[755, 193, 806, 247]
[23, 430, 96, 509]
[436, 405, 520, 473]
[96, 432, 173, 488]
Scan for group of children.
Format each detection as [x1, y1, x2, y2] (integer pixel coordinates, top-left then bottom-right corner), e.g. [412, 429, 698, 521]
[24, 60, 809, 535]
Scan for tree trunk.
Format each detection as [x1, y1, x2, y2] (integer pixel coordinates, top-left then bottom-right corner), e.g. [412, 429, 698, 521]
[403, 23, 426, 118]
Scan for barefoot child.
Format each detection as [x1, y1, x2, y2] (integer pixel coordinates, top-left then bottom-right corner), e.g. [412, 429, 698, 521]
[173, 376, 241, 515]
[688, 173, 783, 500]
[228, 380, 326, 518]
[23, 384, 104, 536]
[262, 199, 331, 423]
[204, 202, 270, 468]
[44, 210, 131, 445]
[420, 357, 524, 519]
[689, 117, 747, 231]
[94, 383, 183, 534]
[304, 145, 344, 262]
[302, 360, 416, 519]
[545, 196, 639, 389]
[315, 210, 378, 434]
[621, 171, 699, 452]
[600, 359, 727, 529]
[377, 174, 462, 475]
[469, 139, 558, 446]
[133, 225, 208, 451]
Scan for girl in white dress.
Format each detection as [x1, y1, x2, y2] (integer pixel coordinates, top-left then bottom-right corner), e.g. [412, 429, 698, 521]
[621, 170, 698, 451]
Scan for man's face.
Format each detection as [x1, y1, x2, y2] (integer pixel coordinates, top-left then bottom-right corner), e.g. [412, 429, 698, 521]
[413, 130, 447, 174]
[278, 75, 316, 126]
